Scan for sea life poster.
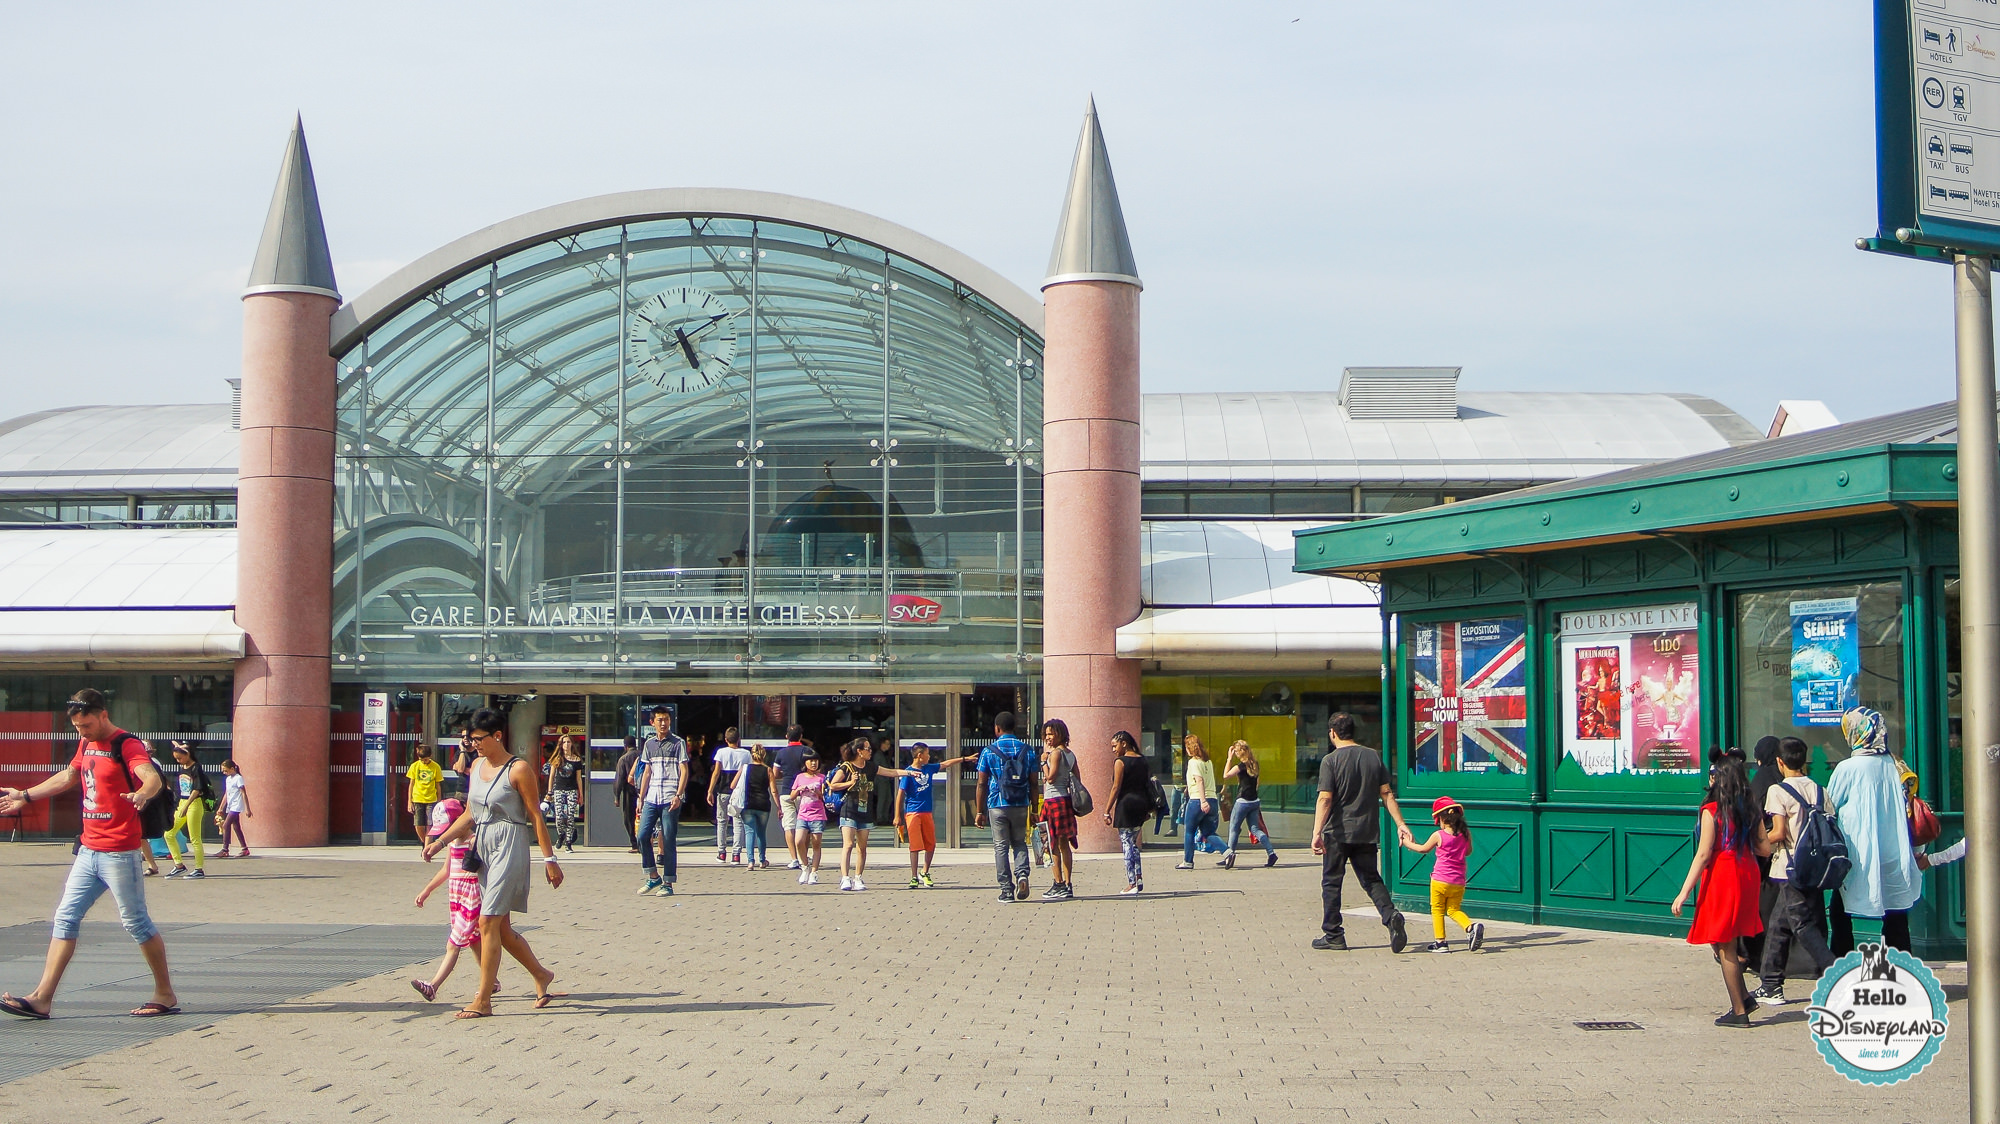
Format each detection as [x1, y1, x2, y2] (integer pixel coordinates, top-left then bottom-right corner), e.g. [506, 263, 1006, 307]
[1791, 597, 1860, 726]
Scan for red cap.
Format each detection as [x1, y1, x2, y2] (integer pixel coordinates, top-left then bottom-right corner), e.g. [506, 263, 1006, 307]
[1430, 796, 1462, 820]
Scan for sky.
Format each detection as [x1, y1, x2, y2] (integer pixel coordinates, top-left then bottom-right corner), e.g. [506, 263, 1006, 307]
[0, 2, 1964, 429]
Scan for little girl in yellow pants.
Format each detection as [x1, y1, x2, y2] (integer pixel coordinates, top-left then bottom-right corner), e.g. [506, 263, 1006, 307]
[163, 742, 213, 879]
[1401, 796, 1485, 953]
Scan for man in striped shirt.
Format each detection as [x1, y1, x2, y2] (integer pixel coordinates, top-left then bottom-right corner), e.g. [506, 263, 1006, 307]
[634, 707, 689, 897]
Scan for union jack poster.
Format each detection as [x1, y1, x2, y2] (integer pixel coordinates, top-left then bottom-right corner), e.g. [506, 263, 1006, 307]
[1410, 617, 1528, 774]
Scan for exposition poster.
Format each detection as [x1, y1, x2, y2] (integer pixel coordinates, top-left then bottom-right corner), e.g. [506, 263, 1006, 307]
[1557, 603, 1701, 775]
[1409, 616, 1527, 774]
[1791, 597, 1860, 726]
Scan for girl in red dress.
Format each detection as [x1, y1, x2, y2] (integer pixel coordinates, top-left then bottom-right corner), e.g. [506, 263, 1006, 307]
[1670, 749, 1766, 1027]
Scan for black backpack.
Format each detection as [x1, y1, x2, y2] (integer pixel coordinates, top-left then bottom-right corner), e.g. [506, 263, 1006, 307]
[100, 733, 176, 838]
[1779, 781, 1851, 891]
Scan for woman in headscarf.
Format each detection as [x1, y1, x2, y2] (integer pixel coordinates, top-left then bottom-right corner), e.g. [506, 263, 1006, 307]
[1826, 707, 1920, 953]
[1743, 736, 1784, 972]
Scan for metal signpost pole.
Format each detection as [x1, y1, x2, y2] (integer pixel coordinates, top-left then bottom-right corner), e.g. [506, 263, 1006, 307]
[1957, 253, 2000, 1124]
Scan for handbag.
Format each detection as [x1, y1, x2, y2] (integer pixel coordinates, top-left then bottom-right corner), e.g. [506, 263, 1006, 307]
[1062, 750, 1095, 816]
[730, 766, 749, 814]
[1909, 795, 1942, 846]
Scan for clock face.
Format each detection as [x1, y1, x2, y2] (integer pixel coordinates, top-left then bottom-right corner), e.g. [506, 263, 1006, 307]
[627, 285, 739, 392]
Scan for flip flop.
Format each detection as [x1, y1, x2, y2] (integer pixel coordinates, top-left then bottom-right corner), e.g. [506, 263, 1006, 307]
[1, 994, 49, 1020]
[411, 980, 436, 1002]
[532, 992, 568, 1009]
[454, 1008, 490, 1020]
[130, 1002, 180, 1018]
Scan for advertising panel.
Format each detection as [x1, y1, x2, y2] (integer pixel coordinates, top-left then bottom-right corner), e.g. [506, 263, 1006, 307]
[1410, 616, 1527, 774]
[1558, 603, 1701, 775]
[1791, 597, 1861, 726]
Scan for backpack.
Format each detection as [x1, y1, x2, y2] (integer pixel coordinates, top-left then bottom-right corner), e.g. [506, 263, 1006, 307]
[824, 767, 847, 814]
[1779, 781, 1851, 891]
[101, 733, 176, 838]
[1061, 750, 1096, 817]
[995, 743, 1033, 805]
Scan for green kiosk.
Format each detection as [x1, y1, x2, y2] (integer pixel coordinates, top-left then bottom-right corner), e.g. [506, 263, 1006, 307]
[1293, 403, 1970, 958]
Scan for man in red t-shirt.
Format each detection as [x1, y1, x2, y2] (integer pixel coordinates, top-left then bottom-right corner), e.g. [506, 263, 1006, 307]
[0, 689, 180, 1020]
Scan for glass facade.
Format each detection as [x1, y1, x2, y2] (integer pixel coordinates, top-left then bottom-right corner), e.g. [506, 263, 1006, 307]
[332, 215, 1043, 687]
[1140, 672, 1380, 846]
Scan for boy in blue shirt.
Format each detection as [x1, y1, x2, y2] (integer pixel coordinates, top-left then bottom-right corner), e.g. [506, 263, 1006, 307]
[885, 742, 976, 888]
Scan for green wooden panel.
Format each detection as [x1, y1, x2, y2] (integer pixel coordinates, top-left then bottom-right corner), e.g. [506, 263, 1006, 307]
[1535, 553, 1586, 595]
[1708, 534, 1769, 575]
[1640, 543, 1697, 584]
[1384, 575, 1429, 609]
[1772, 526, 1840, 570]
[1622, 828, 1693, 904]
[1587, 550, 1639, 587]
[1546, 826, 1615, 900]
[1839, 521, 1907, 566]
[1466, 821, 1524, 894]
[1431, 566, 1478, 601]
[1475, 562, 1523, 598]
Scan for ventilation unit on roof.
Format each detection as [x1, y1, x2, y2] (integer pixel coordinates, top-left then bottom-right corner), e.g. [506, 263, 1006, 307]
[227, 378, 241, 430]
[1338, 367, 1460, 420]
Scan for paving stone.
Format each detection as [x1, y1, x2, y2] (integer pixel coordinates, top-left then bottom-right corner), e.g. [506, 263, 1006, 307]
[0, 842, 1974, 1121]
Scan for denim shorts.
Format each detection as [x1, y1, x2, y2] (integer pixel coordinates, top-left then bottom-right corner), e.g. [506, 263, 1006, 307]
[799, 818, 826, 836]
[838, 815, 870, 831]
[52, 847, 157, 944]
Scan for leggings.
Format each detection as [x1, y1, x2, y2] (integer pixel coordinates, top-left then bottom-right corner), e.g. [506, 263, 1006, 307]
[551, 789, 580, 848]
[220, 811, 248, 851]
[1120, 828, 1144, 886]
[166, 797, 206, 870]
[1431, 880, 1474, 940]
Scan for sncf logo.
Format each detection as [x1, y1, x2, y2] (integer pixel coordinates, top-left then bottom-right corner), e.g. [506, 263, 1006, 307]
[888, 594, 943, 623]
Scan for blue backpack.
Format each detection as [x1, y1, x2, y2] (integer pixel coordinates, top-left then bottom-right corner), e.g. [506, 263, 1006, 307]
[995, 743, 1033, 805]
[1778, 781, 1851, 891]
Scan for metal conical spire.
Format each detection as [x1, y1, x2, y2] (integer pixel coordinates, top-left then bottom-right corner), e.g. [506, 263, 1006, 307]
[1042, 96, 1141, 291]
[244, 114, 339, 300]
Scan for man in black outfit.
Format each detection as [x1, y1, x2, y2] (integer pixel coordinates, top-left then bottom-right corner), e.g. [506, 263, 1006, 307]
[1310, 712, 1416, 952]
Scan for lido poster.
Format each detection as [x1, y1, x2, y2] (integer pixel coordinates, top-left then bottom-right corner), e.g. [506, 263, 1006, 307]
[1790, 597, 1860, 726]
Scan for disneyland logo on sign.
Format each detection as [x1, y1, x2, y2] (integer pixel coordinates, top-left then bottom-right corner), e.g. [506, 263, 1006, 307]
[1805, 943, 1949, 1084]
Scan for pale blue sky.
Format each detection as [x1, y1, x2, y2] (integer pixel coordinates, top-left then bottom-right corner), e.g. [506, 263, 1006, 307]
[0, 2, 1957, 428]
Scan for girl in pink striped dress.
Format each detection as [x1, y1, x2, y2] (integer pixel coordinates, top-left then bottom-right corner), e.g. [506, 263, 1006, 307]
[410, 799, 480, 1002]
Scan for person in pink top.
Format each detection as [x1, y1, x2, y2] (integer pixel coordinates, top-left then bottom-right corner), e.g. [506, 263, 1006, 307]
[410, 799, 479, 1002]
[789, 757, 829, 885]
[1401, 796, 1485, 953]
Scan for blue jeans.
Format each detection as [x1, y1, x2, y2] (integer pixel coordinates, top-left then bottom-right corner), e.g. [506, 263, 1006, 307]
[52, 847, 157, 943]
[1227, 798, 1276, 855]
[1182, 798, 1225, 862]
[637, 801, 681, 882]
[741, 809, 769, 864]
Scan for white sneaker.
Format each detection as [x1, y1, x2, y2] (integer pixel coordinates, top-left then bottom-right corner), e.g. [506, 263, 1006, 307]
[806, 870, 819, 885]
[787, 859, 801, 870]
[798, 869, 809, 885]
[840, 876, 854, 891]
[852, 878, 866, 891]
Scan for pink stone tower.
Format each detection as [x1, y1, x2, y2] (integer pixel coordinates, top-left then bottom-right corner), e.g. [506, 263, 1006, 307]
[1041, 98, 1143, 853]
[234, 116, 339, 846]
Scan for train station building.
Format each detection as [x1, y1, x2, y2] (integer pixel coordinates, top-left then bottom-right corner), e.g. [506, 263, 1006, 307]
[0, 109, 1765, 849]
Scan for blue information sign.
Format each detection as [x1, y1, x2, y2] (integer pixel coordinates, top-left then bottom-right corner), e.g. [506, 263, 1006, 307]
[1866, 1, 2000, 259]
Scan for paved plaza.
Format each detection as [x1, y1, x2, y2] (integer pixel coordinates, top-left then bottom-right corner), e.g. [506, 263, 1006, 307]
[0, 842, 1971, 1123]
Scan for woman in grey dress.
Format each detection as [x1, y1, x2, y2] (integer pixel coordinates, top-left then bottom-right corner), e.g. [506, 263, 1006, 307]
[423, 707, 564, 1019]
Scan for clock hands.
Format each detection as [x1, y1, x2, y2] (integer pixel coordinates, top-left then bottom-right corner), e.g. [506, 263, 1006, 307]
[672, 326, 704, 371]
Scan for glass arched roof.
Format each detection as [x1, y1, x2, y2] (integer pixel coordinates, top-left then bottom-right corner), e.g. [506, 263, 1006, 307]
[332, 191, 1045, 505]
